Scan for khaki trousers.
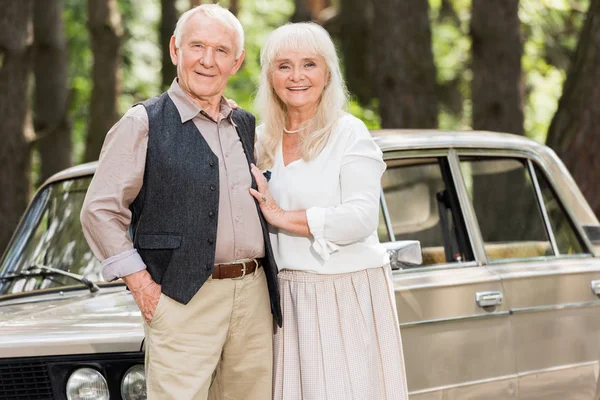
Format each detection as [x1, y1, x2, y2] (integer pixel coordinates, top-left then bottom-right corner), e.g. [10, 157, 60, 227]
[144, 266, 273, 400]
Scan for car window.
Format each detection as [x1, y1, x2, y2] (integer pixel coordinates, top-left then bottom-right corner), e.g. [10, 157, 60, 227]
[0, 177, 101, 295]
[533, 164, 586, 255]
[459, 156, 587, 262]
[380, 157, 473, 267]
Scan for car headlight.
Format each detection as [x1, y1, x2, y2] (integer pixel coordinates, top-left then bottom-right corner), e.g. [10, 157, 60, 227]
[121, 364, 147, 400]
[66, 367, 109, 400]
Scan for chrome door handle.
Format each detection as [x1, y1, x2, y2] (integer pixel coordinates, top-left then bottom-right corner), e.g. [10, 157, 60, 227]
[476, 291, 503, 307]
[591, 280, 600, 296]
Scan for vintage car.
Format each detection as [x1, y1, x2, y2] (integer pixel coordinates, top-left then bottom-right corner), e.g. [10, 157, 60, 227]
[1, 130, 600, 400]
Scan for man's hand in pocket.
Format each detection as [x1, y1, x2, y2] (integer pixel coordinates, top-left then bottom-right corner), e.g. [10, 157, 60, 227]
[122, 270, 162, 324]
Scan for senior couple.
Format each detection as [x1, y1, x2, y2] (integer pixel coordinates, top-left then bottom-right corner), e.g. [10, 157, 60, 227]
[81, 4, 408, 400]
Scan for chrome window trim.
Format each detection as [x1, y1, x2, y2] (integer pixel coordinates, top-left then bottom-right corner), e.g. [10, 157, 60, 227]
[486, 253, 594, 266]
[392, 261, 479, 275]
[382, 149, 450, 160]
[528, 159, 560, 256]
[380, 189, 395, 242]
[381, 149, 481, 271]
[448, 148, 486, 266]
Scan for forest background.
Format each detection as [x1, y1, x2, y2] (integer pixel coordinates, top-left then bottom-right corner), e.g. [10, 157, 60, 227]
[0, 0, 599, 253]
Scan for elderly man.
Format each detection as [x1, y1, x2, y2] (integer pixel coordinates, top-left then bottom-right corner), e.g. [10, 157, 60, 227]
[80, 4, 281, 399]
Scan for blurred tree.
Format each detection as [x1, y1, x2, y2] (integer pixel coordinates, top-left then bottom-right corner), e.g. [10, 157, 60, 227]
[292, 0, 312, 22]
[372, 0, 438, 128]
[434, 0, 464, 120]
[0, 0, 33, 253]
[230, 0, 239, 16]
[547, 0, 600, 217]
[33, 0, 72, 184]
[292, 0, 328, 22]
[471, 0, 524, 134]
[161, 0, 178, 90]
[338, 0, 373, 104]
[84, 0, 123, 162]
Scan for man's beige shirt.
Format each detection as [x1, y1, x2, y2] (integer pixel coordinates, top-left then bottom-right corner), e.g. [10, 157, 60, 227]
[81, 79, 264, 281]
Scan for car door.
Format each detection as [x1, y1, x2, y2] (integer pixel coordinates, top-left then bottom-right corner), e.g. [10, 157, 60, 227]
[456, 151, 600, 399]
[379, 149, 519, 399]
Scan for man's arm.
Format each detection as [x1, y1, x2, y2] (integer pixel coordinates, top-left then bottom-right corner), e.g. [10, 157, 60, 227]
[80, 104, 161, 323]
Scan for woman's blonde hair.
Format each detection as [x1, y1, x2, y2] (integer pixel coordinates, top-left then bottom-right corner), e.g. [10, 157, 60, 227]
[255, 22, 348, 169]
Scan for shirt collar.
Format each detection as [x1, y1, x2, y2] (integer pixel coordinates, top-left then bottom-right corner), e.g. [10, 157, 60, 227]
[167, 79, 235, 125]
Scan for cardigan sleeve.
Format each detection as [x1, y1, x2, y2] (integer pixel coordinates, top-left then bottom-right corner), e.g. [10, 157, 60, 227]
[305, 118, 386, 260]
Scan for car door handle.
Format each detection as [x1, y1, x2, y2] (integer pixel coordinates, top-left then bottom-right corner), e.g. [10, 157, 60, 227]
[591, 280, 600, 296]
[476, 291, 503, 307]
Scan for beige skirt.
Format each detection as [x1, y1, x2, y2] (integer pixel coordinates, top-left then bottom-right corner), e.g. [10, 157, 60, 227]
[273, 266, 409, 400]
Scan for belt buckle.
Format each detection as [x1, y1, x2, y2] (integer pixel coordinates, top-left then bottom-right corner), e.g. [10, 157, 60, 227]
[231, 259, 258, 280]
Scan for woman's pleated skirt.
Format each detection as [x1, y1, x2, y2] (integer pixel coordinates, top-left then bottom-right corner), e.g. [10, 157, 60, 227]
[273, 265, 409, 400]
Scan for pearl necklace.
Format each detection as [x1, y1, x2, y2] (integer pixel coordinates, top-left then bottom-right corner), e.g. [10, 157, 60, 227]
[283, 126, 303, 134]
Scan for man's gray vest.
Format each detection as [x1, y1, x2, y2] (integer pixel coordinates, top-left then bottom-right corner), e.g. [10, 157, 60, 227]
[130, 92, 281, 326]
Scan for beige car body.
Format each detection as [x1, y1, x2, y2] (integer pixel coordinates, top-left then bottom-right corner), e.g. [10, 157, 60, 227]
[1, 130, 599, 399]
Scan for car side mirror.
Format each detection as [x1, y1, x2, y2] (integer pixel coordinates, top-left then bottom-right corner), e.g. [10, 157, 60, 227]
[383, 240, 423, 270]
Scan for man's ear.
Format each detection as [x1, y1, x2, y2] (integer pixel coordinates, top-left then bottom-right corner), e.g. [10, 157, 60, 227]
[231, 49, 246, 75]
[169, 36, 179, 66]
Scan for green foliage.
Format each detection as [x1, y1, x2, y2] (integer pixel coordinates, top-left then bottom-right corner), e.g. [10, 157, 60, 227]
[429, 0, 472, 130]
[520, 0, 589, 142]
[427, 0, 589, 140]
[64, 0, 92, 163]
[224, 0, 295, 115]
[61, 0, 591, 161]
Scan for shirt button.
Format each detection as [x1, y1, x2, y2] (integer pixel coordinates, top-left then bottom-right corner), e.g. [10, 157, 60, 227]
[208, 238, 214, 245]
[234, 216, 241, 222]
[209, 211, 215, 218]
[210, 185, 216, 191]
[205, 264, 212, 271]
[209, 160, 215, 167]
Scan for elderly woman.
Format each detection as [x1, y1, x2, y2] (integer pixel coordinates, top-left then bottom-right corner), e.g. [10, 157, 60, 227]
[248, 22, 409, 399]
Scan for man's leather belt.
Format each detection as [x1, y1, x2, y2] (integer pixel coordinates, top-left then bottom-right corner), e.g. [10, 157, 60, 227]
[212, 259, 261, 279]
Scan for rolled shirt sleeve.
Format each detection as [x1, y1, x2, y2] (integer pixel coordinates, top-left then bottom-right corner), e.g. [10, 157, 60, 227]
[80, 105, 149, 281]
[305, 120, 386, 260]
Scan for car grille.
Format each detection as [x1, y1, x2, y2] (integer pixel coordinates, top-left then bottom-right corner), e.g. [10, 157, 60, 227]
[0, 360, 53, 400]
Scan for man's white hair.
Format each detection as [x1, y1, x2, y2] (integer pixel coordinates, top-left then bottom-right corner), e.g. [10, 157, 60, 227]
[173, 4, 244, 59]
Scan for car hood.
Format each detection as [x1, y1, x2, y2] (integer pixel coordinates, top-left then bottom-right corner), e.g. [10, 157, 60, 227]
[0, 286, 144, 358]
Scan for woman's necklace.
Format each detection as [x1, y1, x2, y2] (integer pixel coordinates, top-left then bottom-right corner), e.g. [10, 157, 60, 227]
[283, 126, 303, 134]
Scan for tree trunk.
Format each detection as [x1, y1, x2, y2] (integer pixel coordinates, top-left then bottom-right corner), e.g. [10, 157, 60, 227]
[372, 0, 438, 128]
[470, 0, 526, 240]
[339, 0, 373, 103]
[547, 0, 600, 217]
[471, 0, 524, 134]
[161, 0, 178, 90]
[33, 0, 72, 184]
[0, 0, 32, 254]
[229, 0, 239, 16]
[84, 0, 123, 162]
[292, 0, 312, 22]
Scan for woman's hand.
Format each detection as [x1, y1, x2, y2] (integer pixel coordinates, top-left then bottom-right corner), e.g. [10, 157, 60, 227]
[249, 164, 286, 227]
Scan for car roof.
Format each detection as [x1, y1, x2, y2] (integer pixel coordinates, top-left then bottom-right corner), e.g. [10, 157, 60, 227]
[42, 130, 549, 187]
[372, 129, 548, 154]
